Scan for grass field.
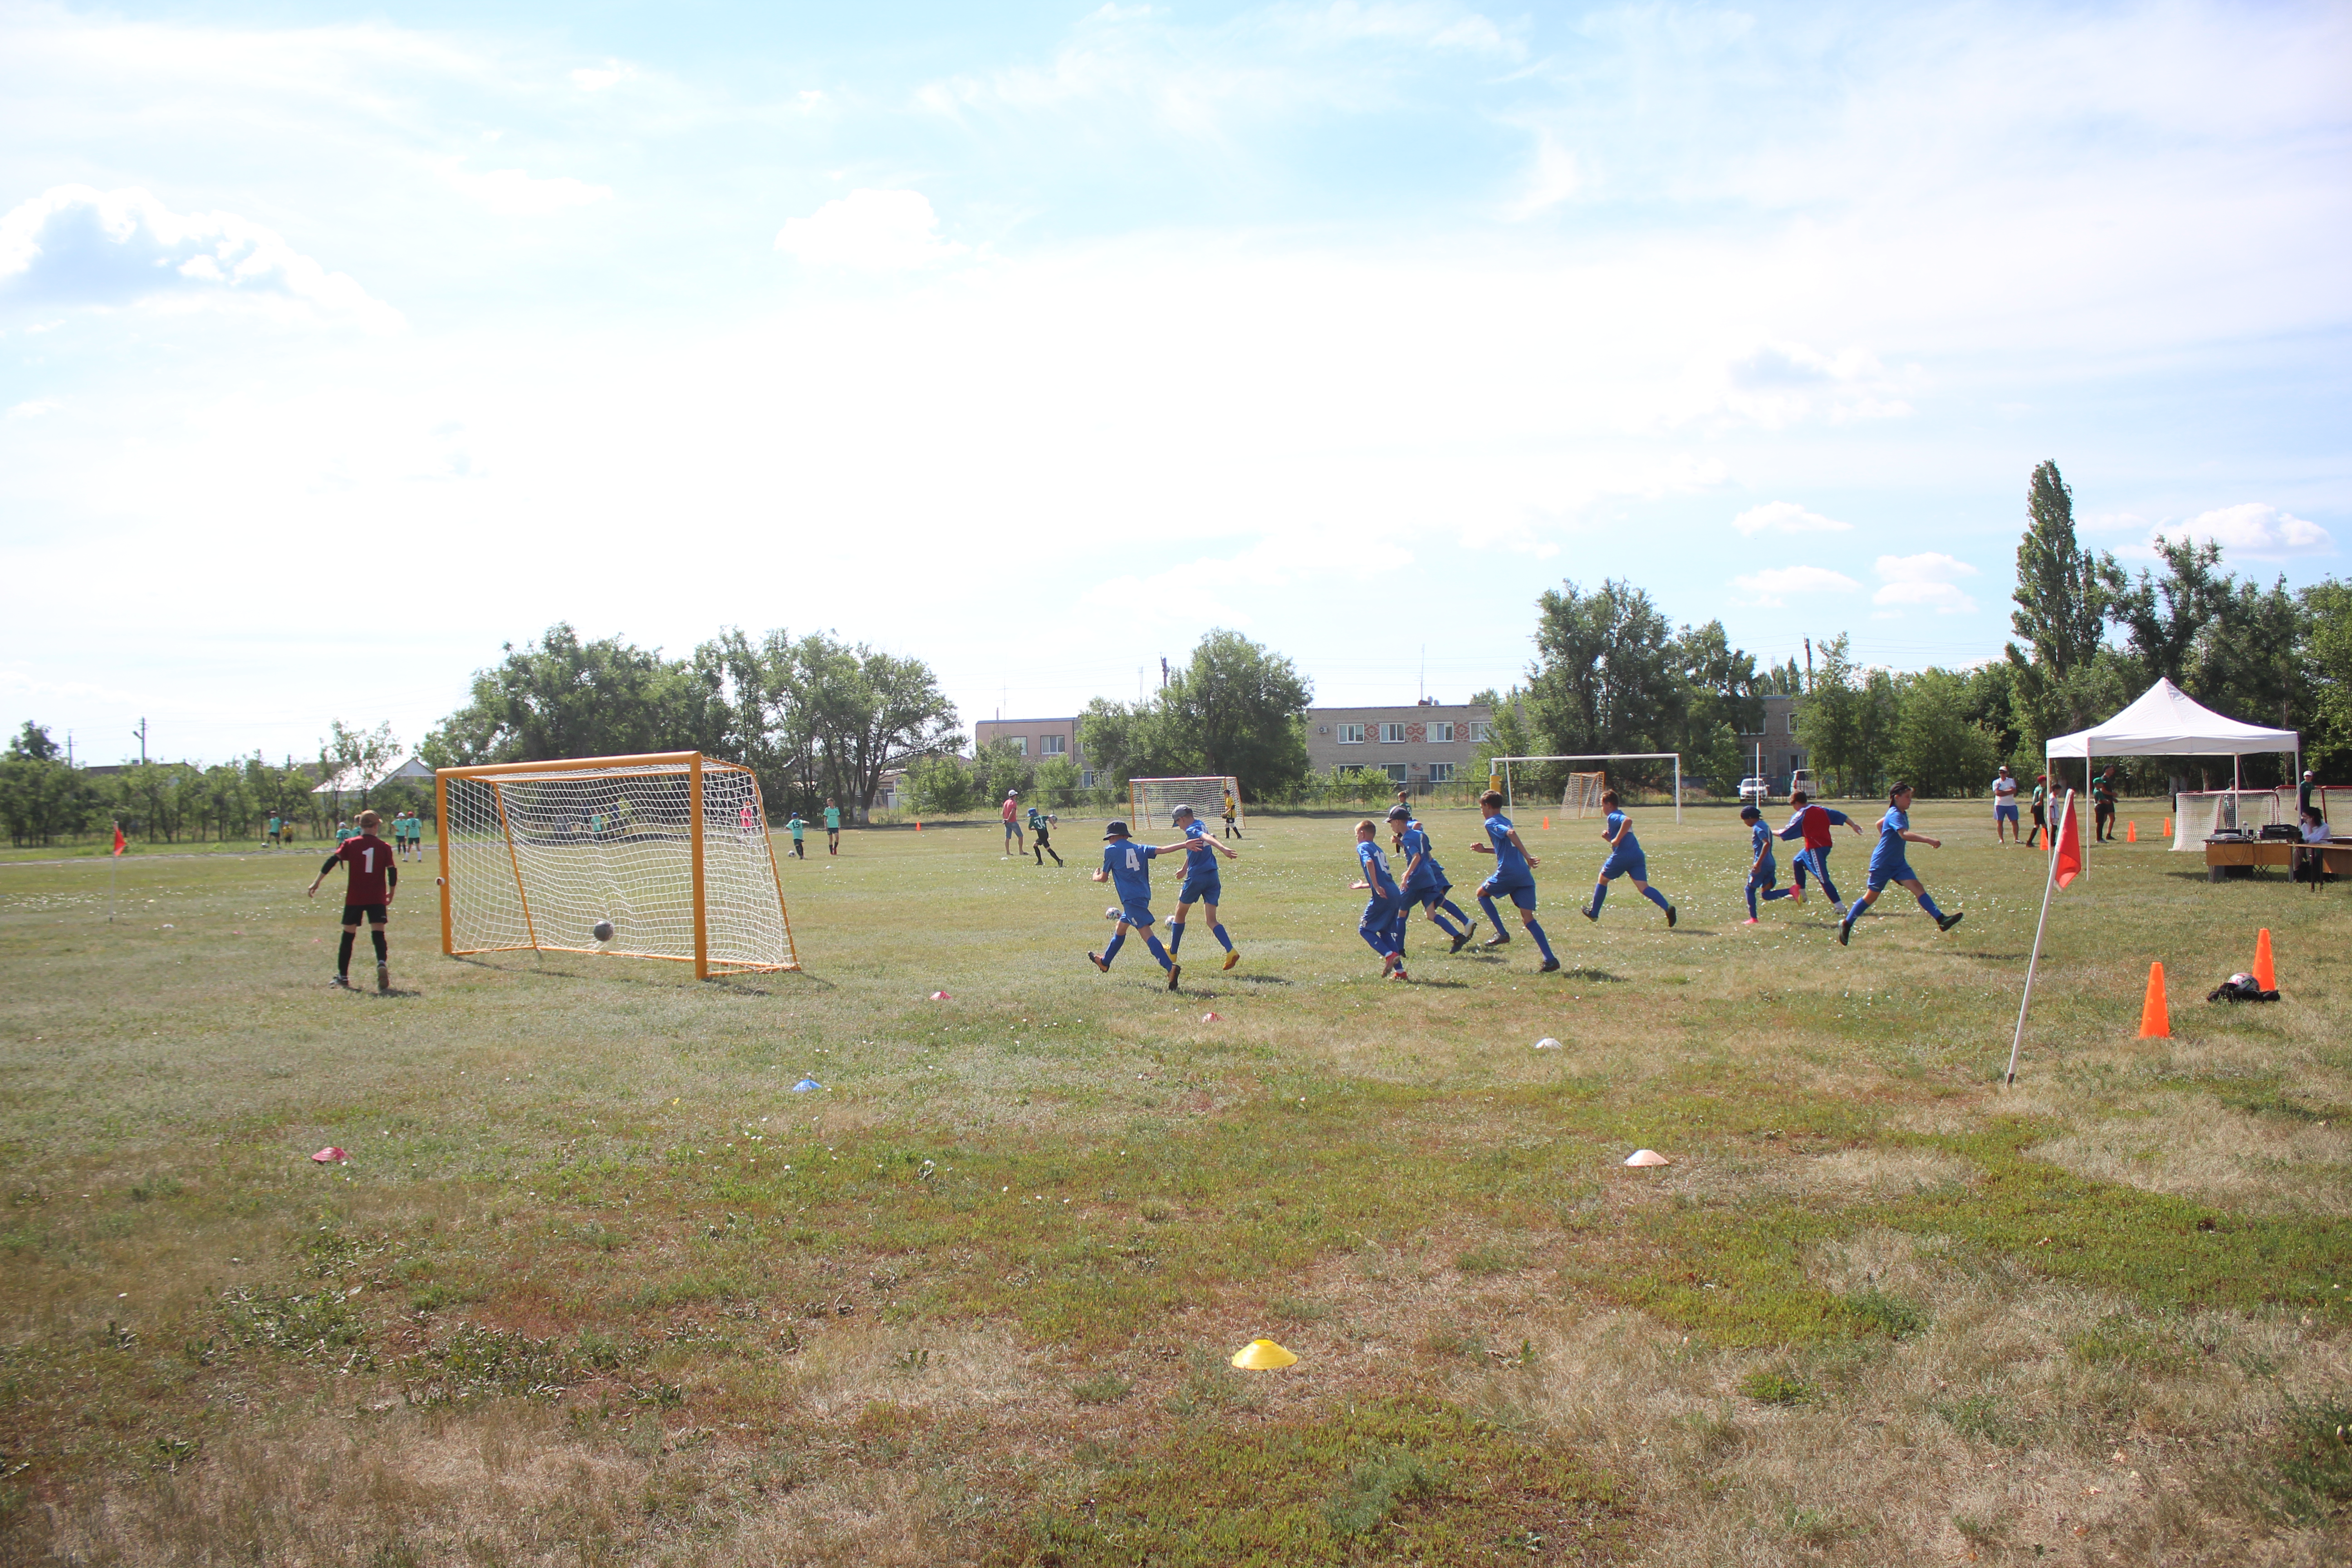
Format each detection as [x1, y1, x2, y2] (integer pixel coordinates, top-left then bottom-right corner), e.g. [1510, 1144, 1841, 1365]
[2, 802, 2347, 1566]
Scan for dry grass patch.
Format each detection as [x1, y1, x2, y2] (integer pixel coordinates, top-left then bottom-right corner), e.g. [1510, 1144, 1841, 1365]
[2028, 1107, 2352, 1218]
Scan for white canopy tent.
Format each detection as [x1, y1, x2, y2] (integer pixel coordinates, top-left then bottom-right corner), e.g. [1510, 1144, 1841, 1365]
[2043, 679, 2298, 877]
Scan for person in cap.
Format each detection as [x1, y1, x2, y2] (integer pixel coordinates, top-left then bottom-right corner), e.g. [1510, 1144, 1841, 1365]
[2028, 774, 2048, 848]
[1739, 804, 1798, 924]
[1025, 799, 1062, 866]
[1089, 820, 1193, 990]
[1165, 804, 1241, 969]
[1469, 789, 1560, 971]
[1388, 804, 1473, 954]
[1000, 789, 1025, 857]
[2300, 769, 2318, 822]
[1991, 764, 2021, 843]
[1839, 782, 1964, 945]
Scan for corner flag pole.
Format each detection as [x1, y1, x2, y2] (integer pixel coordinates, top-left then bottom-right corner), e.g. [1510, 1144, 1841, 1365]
[108, 820, 125, 922]
[2005, 789, 2075, 1086]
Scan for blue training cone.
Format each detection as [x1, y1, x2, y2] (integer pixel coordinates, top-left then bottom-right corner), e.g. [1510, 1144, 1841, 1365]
[791, 1077, 823, 1093]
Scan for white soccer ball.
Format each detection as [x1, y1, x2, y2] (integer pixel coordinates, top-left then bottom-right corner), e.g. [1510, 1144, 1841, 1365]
[1534, 1037, 1563, 1051]
[1104, 905, 1123, 922]
[593, 919, 615, 943]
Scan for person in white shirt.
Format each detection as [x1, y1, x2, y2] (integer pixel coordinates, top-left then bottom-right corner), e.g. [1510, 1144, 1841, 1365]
[2298, 807, 2332, 883]
[1991, 764, 2022, 844]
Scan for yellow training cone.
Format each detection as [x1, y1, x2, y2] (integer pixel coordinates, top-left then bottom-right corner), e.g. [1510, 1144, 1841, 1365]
[1230, 1338, 1298, 1370]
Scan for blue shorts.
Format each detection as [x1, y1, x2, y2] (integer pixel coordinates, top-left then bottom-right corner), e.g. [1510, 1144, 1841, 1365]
[1480, 872, 1537, 911]
[1867, 856, 1913, 891]
[1360, 894, 1399, 932]
[1116, 897, 1156, 928]
[1599, 848, 1648, 883]
[1995, 802, 2019, 822]
[1177, 874, 1222, 906]
[1748, 862, 1777, 891]
[1403, 876, 1451, 907]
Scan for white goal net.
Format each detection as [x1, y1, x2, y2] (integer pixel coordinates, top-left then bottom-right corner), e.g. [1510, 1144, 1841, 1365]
[1127, 776, 1244, 833]
[438, 753, 795, 975]
[1563, 771, 1607, 817]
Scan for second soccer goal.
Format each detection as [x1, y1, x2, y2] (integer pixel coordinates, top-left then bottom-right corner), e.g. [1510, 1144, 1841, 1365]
[1127, 776, 1244, 833]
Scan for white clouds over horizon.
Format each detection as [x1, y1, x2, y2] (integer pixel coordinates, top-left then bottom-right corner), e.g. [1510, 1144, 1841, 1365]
[1873, 552, 1979, 614]
[1732, 500, 1852, 537]
[1731, 565, 1863, 606]
[774, 189, 964, 270]
[2167, 503, 2334, 559]
[441, 163, 612, 216]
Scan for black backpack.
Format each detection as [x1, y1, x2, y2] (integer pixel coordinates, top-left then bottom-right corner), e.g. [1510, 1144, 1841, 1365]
[2207, 974, 2280, 1003]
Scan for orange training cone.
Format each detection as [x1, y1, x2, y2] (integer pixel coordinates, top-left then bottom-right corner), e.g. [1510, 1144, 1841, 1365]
[1543, 815, 1550, 830]
[2137, 962, 2170, 1038]
[2127, 820, 2137, 843]
[2163, 815, 2171, 838]
[2253, 928, 2276, 992]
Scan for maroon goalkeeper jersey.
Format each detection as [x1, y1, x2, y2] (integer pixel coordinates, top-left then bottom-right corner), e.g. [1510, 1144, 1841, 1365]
[331, 833, 397, 904]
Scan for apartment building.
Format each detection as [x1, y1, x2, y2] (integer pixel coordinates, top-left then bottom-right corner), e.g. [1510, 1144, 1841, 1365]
[1303, 701, 1495, 790]
[1735, 693, 1808, 789]
[972, 717, 1092, 784]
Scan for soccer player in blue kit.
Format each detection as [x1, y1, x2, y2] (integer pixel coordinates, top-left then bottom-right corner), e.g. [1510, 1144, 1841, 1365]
[1089, 819, 1187, 990]
[1350, 818, 1410, 980]
[1387, 804, 1473, 954]
[1583, 789, 1677, 927]
[1468, 789, 1560, 972]
[1738, 804, 1798, 924]
[1164, 804, 1241, 970]
[1838, 782, 1965, 945]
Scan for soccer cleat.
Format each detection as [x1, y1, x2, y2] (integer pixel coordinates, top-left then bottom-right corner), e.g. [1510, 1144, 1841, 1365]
[1222, 949, 1240, 971]
[1538, 956, 1560, 973]
[1666, 905, 1677, 928]
[1936, 911, 1965, 933]
[1790, 885, 1806, 905]
[1837, 920, 1853, 946]
[1449, 929, 1471, 954]
[376, 963, 390, 995]
[1742, 916, 1760, 926]
[1835, 902, 1850, 920]
[1581, 905, 1598, 922]
[1389, 968, 1410, 982]
[329, 974, 353, 989]
[1483, 931, 1513, 947]
[1088, 951, 1109, 973]
[1166, 963, 1182, 992]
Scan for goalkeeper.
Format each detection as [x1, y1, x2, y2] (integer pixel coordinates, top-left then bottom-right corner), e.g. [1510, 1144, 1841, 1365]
[308, 808, 397, 993]
[1027, 802, 1063, 866]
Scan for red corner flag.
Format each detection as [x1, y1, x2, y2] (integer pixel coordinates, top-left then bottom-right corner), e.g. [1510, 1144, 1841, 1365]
[2052, 793, 2082, 889]
[112, 823, 126, 857]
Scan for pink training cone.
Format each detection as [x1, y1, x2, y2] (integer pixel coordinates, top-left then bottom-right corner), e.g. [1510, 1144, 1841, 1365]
[930, 990, 951, 1001]
[312, 1147, 346, 1164]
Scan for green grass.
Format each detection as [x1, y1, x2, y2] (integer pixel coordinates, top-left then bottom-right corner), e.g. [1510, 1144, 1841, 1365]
[1, 802, 2347, 1563]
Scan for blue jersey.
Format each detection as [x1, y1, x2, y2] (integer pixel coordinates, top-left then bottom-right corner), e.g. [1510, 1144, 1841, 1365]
[1180, 821, 1219, 875]
[1101, 839, 1159, 902]
[1749, 820, 1776, 867]
[1603, 809, 1639, 854]
[1483, 813, 1530, 878]
[1396, 822, 1445, 886]
[1358, 839, 1400, 898]
[1877, 805, 1910, 843]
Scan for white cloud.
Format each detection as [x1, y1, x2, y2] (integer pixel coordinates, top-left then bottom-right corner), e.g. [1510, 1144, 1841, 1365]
[6, 398, 58, 418]
[0, 186, 399, 329]
[2169, 502, 2333, 558]
[1505, 131, 1579, 219]
[774, 190, 964, 270]
[1730, 565, 1862, 606]
[1717, 342, 1914, 429]
[1731, 500, 1850, 537]
[442, 163, 614, 216]
[1872, 551, 1979, 613]
[571, 63, 627, 91]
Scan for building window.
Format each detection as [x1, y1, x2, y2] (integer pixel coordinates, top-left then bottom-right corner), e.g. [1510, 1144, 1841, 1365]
[1009, 736, 1028, 755]
[1385, 764, 1408, 784]
[1427, 762, 1454, 784]
[1040, 734, 1066, 756]
[1337, 723, 1366, 745]
[1380, 723, 1406, 743]
[1468, 720, 1493, 743]
[1787, 712, 1800, 736]
[1079, 769, 1097, 789]
[1428, 721, 1454, 743]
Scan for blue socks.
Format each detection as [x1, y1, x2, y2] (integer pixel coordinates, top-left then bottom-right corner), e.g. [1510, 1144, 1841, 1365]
[1916, 891, 1945, 920]
[1526, 919, 1555, 962]
[1103, 930, 1127, 963]
[1588, 883, 1608, 917]
[1642, 885, 1673, 914]
[1478, 893, 1507, 936]
[1167, 922, 1186, 954]
[1431, 910, 1465, 939]
[1145, 934, 1173, 970]
[1437, 897, 1471, 926]
[1746, 883, 1760, 919]
[1211, 923, 1232, 951]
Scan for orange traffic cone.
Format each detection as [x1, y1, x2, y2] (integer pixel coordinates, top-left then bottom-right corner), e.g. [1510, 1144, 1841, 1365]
[915, 817, 923, 833]
[2138, 962, 2170, 1038]
[2127, 820, 2138, 843]
[2253, 928, 2276, 992]
[1543, 815, 1550, 830]
[2163, 815, 2172, 838]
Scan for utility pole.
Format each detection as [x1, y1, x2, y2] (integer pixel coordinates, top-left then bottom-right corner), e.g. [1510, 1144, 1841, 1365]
[1159, 656, 1169, 691]
[132, 717, 147, 764]
[1803, 639, 1813, 694]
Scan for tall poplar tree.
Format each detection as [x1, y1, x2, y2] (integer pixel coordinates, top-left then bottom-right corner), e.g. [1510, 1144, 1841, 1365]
[2003, 461, 2122, 738]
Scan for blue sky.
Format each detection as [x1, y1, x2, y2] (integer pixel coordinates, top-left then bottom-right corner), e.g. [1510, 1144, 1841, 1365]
[3, 0, 2346, 764]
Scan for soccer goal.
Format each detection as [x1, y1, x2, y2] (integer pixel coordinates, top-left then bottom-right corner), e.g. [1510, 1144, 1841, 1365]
[1563, 771, 1607, 817]
[1128, 775, 1244, 833]
[436, 752, 796, 977]
[1485, 754, 1682, 822]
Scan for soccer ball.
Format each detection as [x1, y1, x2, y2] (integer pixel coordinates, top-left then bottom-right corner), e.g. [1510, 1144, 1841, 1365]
[593, 919, 615, 943]
[1104, 905, 1122, 922]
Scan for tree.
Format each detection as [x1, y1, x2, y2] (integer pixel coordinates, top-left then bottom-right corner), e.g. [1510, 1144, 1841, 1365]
[784, 633, 960, 820]
[1527, 580, 1683, 768]
[2004, 461, 2124, 739]
[2190, 574, 2308, 784]
[423, 624, 716, 765]
[1157, 630, 1313, 799]
[904, 754, 972, 816]
[971, 739, 1034, 808]
[2117, 534, 2225, 689]
[1889, 670, 2000, 798]
[320, 720, 401, 807]
[0, 724, 95, 847]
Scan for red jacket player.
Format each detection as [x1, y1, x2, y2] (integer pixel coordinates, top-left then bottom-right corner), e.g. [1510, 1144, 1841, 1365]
[309, 808, 398, 992]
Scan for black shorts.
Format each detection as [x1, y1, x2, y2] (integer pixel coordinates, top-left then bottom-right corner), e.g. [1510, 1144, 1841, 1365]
[1033, 826, 1051, 845]
[343, 903, 388, 926]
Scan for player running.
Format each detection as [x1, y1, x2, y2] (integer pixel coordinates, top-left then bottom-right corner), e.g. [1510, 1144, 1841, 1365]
[1468, 789, 1560, 972]
[1839, 782, 1965, 945]
[1583, 790, 1676, 927]
[1089, 819, 1186, 991]
[1777, 789, 1864, 917]
[1739, 804, 1798, 924]
[1350, 819, 1409, 980]
[1164, 804, 1240, 970]
[1027, 802, 1063, 867]
[307, 808, 398, 993]
[1387, 804, 1473, 953]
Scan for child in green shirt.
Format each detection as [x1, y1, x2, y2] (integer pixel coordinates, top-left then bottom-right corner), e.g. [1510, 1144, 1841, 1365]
[785, 813, 808, 858]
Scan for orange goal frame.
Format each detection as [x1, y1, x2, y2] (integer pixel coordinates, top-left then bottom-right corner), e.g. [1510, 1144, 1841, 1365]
[435, 751, 795, 978]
